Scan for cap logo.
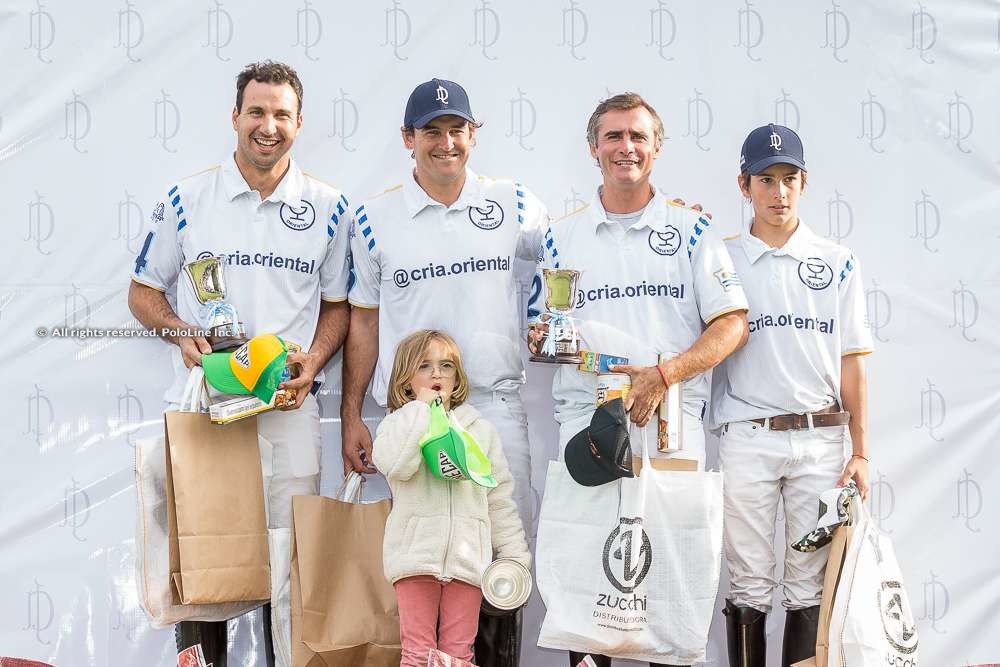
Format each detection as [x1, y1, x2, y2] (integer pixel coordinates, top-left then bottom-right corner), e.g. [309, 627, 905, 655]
[435, 85, 449, 105]
[769, 132, 783, 151]
[232, 343, 251, 369]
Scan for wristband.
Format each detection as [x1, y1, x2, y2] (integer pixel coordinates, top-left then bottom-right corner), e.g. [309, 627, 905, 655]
[851, 453, 869, 463]
[655, 364, 670, 389]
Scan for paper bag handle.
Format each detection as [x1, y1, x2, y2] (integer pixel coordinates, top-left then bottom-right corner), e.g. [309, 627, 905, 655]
[179, 367, 210, 413]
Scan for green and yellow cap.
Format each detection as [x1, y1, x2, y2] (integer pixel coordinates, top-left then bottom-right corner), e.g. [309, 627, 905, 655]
[202, 333, 288, 404]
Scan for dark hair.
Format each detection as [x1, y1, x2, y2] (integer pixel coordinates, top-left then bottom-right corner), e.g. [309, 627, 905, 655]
[587, 92, 665, 149]
[739, 168, 809, 192]
[235, 61, 303, 114]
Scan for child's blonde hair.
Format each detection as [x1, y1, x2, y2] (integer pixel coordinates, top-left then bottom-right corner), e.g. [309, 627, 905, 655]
[386, 330, 471, 411]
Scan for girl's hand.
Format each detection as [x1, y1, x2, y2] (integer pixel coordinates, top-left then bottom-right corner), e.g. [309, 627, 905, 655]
[415, 387, 440, 405]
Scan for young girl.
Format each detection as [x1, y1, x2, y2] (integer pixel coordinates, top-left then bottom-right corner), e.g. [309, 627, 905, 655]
[710, 125, 873, 667]
[372, 329, 531, 666]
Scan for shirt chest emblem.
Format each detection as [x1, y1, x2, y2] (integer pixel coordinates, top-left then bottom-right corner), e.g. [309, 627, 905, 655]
[468, 199, 504, 230]
[648, 225, 681, 256]
[797, 257, 833, 290]
[279, 199, 316, 231]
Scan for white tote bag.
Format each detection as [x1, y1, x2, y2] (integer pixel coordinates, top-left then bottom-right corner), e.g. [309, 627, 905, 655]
[827, 499, 919, 666]
[535, 431, 723, 664]
[134, 367, 270, 627]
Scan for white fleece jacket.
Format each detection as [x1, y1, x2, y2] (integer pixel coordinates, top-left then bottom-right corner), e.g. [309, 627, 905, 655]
[372, 400, 531, 587]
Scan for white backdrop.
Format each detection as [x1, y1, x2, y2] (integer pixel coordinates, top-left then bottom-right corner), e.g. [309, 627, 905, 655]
[1, 0, 998, 665]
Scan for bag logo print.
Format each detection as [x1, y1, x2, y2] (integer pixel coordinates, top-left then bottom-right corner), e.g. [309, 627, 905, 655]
[879, 579, 919, 655]
[602, 516, 652, 594]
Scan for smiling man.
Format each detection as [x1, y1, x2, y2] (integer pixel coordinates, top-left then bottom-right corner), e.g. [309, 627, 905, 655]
[342, 78, 547, 666]
[128, 61, 351, 667]
[529, 93, 750, 667]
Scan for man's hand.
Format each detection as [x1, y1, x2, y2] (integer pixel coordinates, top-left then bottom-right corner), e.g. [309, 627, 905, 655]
[179, 335, 213, 369]
[837, 456, 870, 500]
[342, 415, 376, 474]
[527, 320, 549, 356]
[610, 363, 667, 427]
[670, 198, 713, 220]
[277, 349, 322, 410]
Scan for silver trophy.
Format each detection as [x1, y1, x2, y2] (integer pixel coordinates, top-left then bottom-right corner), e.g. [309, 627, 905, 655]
[529, 268, 583, 364]
[183, 255, 248, 351]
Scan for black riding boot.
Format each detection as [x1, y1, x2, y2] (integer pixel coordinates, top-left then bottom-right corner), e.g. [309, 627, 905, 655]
[474, 604, 522, 667]
[568, 651, 611, 667]
[723, 599, 766, 667]
[175, 619, 228, 667]
[781, 605, 820, 667]
[261, 602, 276, 667]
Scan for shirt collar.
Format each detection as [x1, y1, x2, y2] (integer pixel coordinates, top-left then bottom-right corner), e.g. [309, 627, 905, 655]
[402, 166, 482, 218]
[740, 217, 817, 264]
[587, 184, 667, 231]
[221, 153, 303, 208]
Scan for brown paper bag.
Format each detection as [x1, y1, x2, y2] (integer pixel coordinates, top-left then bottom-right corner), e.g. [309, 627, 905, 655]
[290, 494, 402, 667]
[165, 411, 270, 605]
[814, 524, 855, 667]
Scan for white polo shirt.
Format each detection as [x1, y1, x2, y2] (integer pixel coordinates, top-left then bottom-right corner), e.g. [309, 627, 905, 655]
[534, 186, 749, 423]
[709, 219, 874, 427]
[349, 168, 548, 406]
[131, 155, 352, 405]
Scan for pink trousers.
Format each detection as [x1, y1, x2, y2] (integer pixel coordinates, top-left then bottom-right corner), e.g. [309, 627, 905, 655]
[394, 575, 482, 666]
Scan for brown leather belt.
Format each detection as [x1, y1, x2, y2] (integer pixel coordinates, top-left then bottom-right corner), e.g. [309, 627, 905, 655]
[750, 403, 850, 431]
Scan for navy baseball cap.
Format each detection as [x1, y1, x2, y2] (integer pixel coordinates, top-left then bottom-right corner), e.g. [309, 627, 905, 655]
[740, 124, 807, 175]
[404, 78, 477, 129]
